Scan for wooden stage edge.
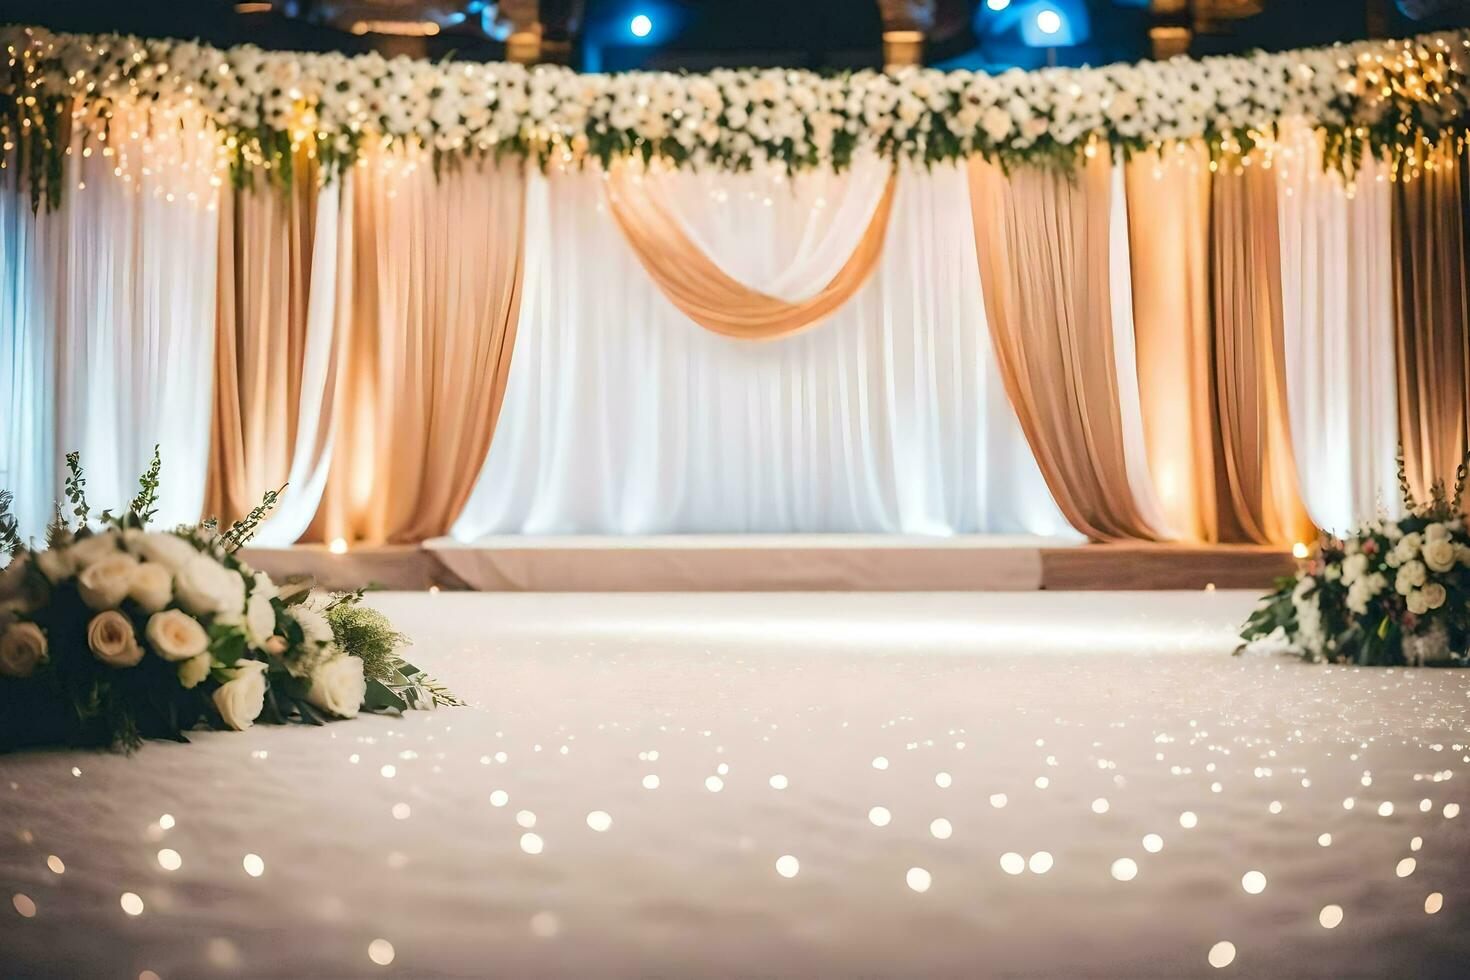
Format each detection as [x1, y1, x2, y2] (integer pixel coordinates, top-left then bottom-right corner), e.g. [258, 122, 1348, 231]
[240, 540, 1295, 593]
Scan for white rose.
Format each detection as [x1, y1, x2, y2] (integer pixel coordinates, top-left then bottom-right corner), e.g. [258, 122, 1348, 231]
[0, 552, 29, 601]
[306, 655, 366, 719]
[87, 610, 143, 668]
[1396, 560, 1428, 595]
[128, 563, 174, 613]
[1406, 589, 1430, 616]
[1423, 538, 1456, 573]
[290, 605, 335, 648]
[177, 652, 212, 689]
[145, 610, 210, 662]
[123, 531, 201, 573]
[35, 547, 76, 584]
[1425, 522, 1451, 542]
[174, 555, 247, 618]
[244, 591, 277, 650]
[212, 659, 268, 731]
[1421, 582, 1448, 611]
[1341, 553, 1368, 585]
[69, 530, 120, 568]
[77, 553, 140, 610]
[0, 622, 48, 678]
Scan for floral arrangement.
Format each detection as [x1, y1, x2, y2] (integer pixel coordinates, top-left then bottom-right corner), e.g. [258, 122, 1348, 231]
[1240, 456, 1470, 667]
[1, 23, 1466, 208]
[0, 450, 457, 752]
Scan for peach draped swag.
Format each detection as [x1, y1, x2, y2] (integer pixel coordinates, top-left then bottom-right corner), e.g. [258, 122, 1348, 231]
[311, 150, 526, 545]
[967, 153, 1165, 542]
[1393, 142, 1470, 506]
[1122, 145, 1313, 545]
[603, 160, 898, 340]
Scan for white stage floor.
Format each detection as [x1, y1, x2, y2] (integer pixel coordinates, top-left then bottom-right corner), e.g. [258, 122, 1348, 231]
[2, 592, 1467, 977]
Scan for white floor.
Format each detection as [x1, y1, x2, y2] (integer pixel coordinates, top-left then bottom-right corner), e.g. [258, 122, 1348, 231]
[2, 592, 1467, 978]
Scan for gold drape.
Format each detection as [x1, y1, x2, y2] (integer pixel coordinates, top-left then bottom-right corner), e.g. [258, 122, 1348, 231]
[604, 167, 897, 340]
[203, 164, 323, 525]
[1124, 143, 1219, 541]
[1210, 162, 1314, 546]
[1393, 143, 1470, 504]
[967, 153, 1161, 542]
[312, 152, 526, 544]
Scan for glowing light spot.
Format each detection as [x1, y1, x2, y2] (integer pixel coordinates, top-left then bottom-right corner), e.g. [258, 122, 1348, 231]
[705, 776, 724, 793]
[1292, 541, 1310, 559]
[930, 818, 952, 840]
[489, 790, 509, 807]
[629, 14, 652, 38]
[243, 854, 265, 877]
[367, 938, 394, 966]
[1268, 801, 1283, 814]
[1036, 9, 1063, 35]
[1445, 803, 1461, 819]
[1179, 811, 1198, 829]
[520, 833, 544, 855]
[868, 806, 892, 827]
[1318, 833, 1332, 846]
[46, 855, 64, 874]
[1111, 858, 1138, 881]
[1142, 834, 1163, 853]
[1378, 801, 1394, 817]
[1029, 851, 1054, 874]
[990, 793, 1008, 808]
[379, 765, 396, 779]
[157, 849, 181, 871]
[1092, 798, 1109, 814]
[1241, 871, 1267, 894]
[1034, 776, 1050, 789]
[769, 774, 788, 790]
[120, 892, 144, 916]
[392, 803, 411, 820]
[516, 810, 536, 828]
[1411, 836, 1423, 851]
[935, 772, 952, 788]
[642, 774, 660, 790]
[12, 894, 36, 918]
[775, 854, 800, 878]
[872, 756, 889, 771]
[1319, 904, 1343, 929]
[1425, 892, 1443, 914]
[906, 867, 932, 892]
[329, 537, 349, 554]
[586, 811, 612, 832]
[986, 0, 1011, 10]
[1396, 857, 1416, 877]
[158, 814, 175, 830]
[1208, 941, 1236, 968]
[1000, 852, 1025, 875]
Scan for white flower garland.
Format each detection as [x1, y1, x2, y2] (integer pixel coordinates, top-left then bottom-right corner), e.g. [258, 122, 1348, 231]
[2, 23, 1467, 207]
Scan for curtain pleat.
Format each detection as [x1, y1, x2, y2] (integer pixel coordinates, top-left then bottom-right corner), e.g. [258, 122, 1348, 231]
[313, 150, 526, 544]
[1393, 142, 1470, 506]
[605, 164, 897, 340]
[1210, 160, 1314, 546]
[967, 153, 1163, 542]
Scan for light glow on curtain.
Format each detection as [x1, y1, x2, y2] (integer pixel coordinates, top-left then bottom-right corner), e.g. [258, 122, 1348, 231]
[452, 162, 1074, 538]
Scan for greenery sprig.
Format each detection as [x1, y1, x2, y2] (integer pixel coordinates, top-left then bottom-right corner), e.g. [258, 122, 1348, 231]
[63, 451, 89, 525]
[219, 484, 285, 553]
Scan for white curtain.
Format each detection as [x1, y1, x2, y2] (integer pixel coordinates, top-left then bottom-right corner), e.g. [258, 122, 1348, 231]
[1, 106, 220, 538]
[1276, 123, 1399, 532]
[451, 162, 1074, 538]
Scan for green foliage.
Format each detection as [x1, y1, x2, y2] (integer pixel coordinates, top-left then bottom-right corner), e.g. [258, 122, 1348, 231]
[0, 490, 20, 557]
[326, 602, 407, 685]
[127, 445, 163, 528]
[63, 451, 89, 524]
[219, 485, 285, 553]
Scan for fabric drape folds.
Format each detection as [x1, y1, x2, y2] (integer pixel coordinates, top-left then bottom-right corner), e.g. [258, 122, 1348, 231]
[1210, 161, 1314, 546]
[604, 158, 897, 340]
[314, 150, 526, 545]
[451, 163, 1073, 538]
[1393, 142, 1470, 506]
[204, 158, 353, 546]
[1276, 125, 1399, 531]
[966, 153, 1163, 542]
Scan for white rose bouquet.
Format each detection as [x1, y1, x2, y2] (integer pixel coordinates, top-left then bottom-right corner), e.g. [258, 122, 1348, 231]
[1240, 452, 1470, 667]
[0, 449, 458, 752]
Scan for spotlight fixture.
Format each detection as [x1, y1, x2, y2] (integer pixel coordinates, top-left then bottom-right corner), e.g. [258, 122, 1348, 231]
[629, 14, 653, 38]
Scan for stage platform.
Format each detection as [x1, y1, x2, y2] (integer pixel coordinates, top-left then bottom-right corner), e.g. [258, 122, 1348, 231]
[240, 535, 1296, 592]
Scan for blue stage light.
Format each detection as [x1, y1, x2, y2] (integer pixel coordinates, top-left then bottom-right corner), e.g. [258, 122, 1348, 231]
[1019, 1, 1088, 47]
[630, 14, 653, 38]
[986, 0, 1012, 9]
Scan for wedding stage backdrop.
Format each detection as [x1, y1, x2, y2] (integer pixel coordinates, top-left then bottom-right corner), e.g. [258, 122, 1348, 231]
[2, 26, 1468, 548]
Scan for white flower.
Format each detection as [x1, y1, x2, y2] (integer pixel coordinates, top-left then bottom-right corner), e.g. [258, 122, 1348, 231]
[0, 622, 48, 678]
[1425, 522, 1451, 542]
[128, 563, 174, 613]
[174, 555, 247, 618]
[87, 610, 143, 668]
[1423, 538, 1457, 573]
[244, 591, 277, 650]
[1421, 582, 1448, 611]
[290, 605, 335, 648]
[1395, 560, 1428, 595]
[145, 610, 210, 662]
[1406, 588, 1430, 616]
[1340, 552, 1368, 585]
[35, 547, 76, 584]
[212, 659, 268, 731]
[0, 552, 29, 602]
[123, 531, 201, 573]
[69, 530, 121, 569]
[77, 553, 141, 610]
[980, 104, 1013, 142]
[177, 652, 212, 689]
[306, 655, 366, 719]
